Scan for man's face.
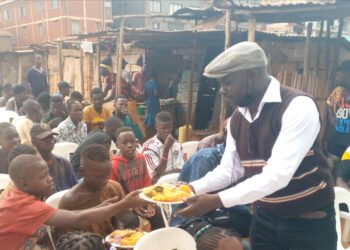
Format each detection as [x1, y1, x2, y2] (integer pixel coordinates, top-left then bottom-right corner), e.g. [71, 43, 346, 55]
[69, 103, 83, 123]
[115, 98, 128, 116]
[0, 126, 20, 152]
[35, 56, 43, 67]
[92, 93, 103, 110]
[335, 71, 350, 88]
[81, 159, 111, 191]
[219, 70, 254, 107]
[22, 160, 54, 197]
[117, 131, 137, 159]
[4, 88, 13, 98]
[51, 102, 63, 117]
[61, 87, 70, 97]
[33, 134, 55, 153]
[156, 121, 173, 142]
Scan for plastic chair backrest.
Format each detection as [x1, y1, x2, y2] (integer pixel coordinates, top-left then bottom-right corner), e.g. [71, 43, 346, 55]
[134, 227, 196, 250]
[182, 141, 199, 160]
[157, 173, 180, 185]
[45, 189, 69, 209]
[334, 187, 350, 250]
[0, 174, 11, 190]
[52, 142, 79, 161]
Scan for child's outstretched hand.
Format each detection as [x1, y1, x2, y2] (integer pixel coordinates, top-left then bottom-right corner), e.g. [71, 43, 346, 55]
[99, 196, 120, 207]
[124, 190, 150, 209]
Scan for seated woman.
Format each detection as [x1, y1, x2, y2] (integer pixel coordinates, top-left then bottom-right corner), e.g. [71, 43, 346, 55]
[58, 144, 140, 238]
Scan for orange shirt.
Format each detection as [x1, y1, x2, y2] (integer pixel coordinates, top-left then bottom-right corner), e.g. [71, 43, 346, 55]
[0, 188, 56, 250]
[83, 105, 111, 132]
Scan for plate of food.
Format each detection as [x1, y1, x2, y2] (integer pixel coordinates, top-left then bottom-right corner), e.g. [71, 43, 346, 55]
[140, 183, 194, 204]
[105, 229, 145, 248]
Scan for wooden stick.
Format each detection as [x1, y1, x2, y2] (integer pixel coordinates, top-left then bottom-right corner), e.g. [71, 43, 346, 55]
[80, 48, 84, 98]
[303, 22, 313, 92]
[116, 18, 125, 96]
[316, 20, 324, 76]
[248, 17, 256, 42]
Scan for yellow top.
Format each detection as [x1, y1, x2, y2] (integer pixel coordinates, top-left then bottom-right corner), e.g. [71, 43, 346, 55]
[83, 105, 111, 132]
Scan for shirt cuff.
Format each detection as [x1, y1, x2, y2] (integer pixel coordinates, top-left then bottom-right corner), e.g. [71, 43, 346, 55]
[190, 179, 209, 195]
[217, 188, 239, 208]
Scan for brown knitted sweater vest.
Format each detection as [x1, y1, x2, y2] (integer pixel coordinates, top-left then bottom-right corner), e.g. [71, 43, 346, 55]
[230, 85, 334, 217]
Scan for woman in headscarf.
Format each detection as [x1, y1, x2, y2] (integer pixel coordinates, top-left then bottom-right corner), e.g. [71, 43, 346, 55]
[70, 131, 111, 176]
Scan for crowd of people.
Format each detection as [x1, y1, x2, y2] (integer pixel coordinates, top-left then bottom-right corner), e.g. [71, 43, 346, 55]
[0, 42, 349, 250]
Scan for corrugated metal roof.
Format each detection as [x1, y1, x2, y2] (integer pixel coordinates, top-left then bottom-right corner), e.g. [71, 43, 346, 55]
[232, 0, 335, 8]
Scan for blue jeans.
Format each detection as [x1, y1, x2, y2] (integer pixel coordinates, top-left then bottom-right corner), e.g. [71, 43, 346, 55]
[250, 203, 337, 250]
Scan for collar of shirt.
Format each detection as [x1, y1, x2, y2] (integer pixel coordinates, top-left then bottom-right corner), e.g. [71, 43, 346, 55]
[237, 76, 281, 123]
[65, 117, 83, 129]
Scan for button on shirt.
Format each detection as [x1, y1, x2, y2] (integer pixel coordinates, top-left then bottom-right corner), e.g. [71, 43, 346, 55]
[191, 77, 320, 208]
[142, 135, 184, 178]
[55, 117, 87, 144]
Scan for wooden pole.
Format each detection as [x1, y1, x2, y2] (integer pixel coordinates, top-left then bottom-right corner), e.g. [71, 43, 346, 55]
[80, 48, 84, 98]
[302, 22, 313, 92]
[97, 39, 102, 89]
[116, 18, 125, 96]
[219, 10, 231, 128]
[316, 20, 324, 76]
[58, 41, 63, 81]
[325, 20, 331, 82]
[185, 21, 198, 141]
[248, 17, 256, 42]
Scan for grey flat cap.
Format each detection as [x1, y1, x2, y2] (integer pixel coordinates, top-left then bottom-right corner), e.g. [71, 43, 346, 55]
[204, 42, 268, 78]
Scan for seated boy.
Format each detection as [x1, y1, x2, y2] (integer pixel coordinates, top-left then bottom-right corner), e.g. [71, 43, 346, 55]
[111, 127, 164, 229]
[58, 143, 138, 237]
[142, 111, 184, 183]
[0, 122, 20, 174]
[0, 154, 148, 250]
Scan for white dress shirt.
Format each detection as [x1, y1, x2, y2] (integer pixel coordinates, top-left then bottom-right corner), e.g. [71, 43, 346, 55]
[191, 77, 321, 208]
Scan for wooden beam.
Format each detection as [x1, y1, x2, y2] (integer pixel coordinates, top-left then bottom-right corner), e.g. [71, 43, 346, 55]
[302, 22, 313, 92]
[80, 48, 84, 98]
[58, 41, 63, 81]
[248, 17, 256, 42]
[325, 20, 331, 82]
[220, 9, 231, 128]
[97, 40, 102, 89]
[116, 18, 125, 96]
[316, 20, 324, 76]
[185, 22, 198, 141]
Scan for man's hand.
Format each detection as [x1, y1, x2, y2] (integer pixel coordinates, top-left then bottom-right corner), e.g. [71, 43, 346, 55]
[123, 190, 150, 209]
[175, 194, 223, 217]
[164, 134, 175, 151]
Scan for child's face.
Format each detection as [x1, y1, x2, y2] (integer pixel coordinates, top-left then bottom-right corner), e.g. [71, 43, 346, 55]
[81, 159, 111, 191]
[115, 98, 128, 116]
[0, 126, 20, 152]
[22, 160, 54, 197]
[156, 121, 173, 142]
[117, 131, 137, 159]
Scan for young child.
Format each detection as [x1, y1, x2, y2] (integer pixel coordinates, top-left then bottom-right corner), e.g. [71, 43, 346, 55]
[111, 127, 164, 230]
[142, 111, 184, 183]
[56, 231, 105, 250]
[0, 154, 148, 250]
[58, 144, 138, 237]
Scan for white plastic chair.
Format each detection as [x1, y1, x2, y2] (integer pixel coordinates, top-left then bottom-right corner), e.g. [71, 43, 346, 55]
[334, 187, 350, 250]
[0, 174, 11, 190]
[0, 110, 18, 123]
[45, 189, 69, 247]
[156, 173, 180, 227]
[182, 141, 199, 160]
[52, 142, 79, 161]
[134, 227, 196, 250]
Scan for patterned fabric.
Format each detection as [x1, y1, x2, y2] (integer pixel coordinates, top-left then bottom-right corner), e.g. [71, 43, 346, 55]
[55, 117, 87, 144]
[327, 86, 350, 146]
[110, 153, 151, 193]
[0, 188, 56, 250]
[83, 105, 111, 132]
[142, 135, 184, 178]
[58, 180, 125, 238]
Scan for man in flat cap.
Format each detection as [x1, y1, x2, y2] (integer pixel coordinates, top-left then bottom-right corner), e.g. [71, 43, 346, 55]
[177, 42, 336, 250]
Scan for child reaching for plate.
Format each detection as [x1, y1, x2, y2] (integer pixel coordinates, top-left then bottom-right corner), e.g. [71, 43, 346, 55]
[0, 153, 148, 250]
[110, 127, 165, 230]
